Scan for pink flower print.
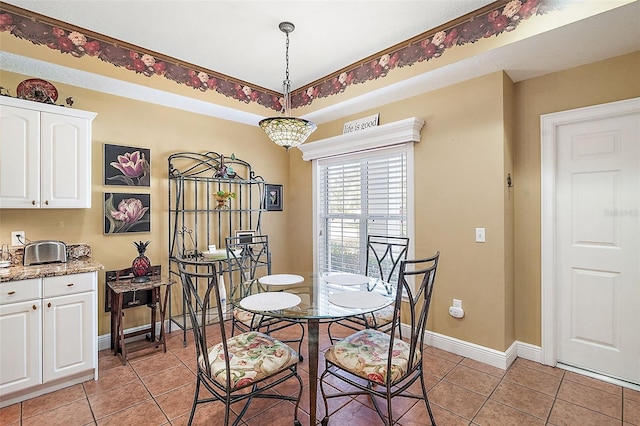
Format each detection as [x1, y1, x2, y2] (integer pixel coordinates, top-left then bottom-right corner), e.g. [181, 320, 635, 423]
[111, 198, 148, 224]
[109, 151, 149, 185]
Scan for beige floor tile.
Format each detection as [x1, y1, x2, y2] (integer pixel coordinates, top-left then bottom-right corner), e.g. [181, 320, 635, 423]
[140, 364, 195, 397]
[504, 362, 563, 396]
[625, 387, 640, 403]
[491, 380, 555, 419]
[96, 399, 168, 425]
[624, 396, 640, 425]
[83, 364, 138, 396]
[562, 371, 622, 396]
[423, 353, 458, 378]
[22, 383, 86, 418]
[548, 399, 620, 426]
[512, 358, 566, 378]
[444, 364, 501, 397]
[460, 357, 507, 378]
[88, 378, 151, 419]
[400, 403, 465, 426]
[428, 380, 486, 420]
[473, 400, 545, 425]
[154, 382, 197, 421]
[128, 350, 183, 378]
[556, 379, 622, 419]
[0, 403, 21, 424]
[22, 399, 94, 426]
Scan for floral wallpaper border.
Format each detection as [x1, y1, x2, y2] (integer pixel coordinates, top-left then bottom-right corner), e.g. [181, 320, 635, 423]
[0, 0, 560, 112]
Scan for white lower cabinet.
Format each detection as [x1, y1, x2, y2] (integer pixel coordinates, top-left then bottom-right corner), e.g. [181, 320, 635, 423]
[0, 272, 97, 406]
[0, 298, 42, 395]
[43, 291, 94, 382]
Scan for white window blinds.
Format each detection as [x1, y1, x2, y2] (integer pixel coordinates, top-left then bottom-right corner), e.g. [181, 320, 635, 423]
[317, 145, 408, 274]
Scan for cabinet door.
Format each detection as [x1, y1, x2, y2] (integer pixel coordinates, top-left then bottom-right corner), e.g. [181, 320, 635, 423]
[0, 105, 40, 208]
[0, 300, 42, 394]
[43, 291, 95, 382]
[40, 112, 91, 208]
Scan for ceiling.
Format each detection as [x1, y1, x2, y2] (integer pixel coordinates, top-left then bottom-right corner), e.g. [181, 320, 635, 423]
[1, 1, 639, 124]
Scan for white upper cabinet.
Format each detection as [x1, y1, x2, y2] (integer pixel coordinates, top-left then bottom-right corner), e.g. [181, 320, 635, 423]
[0, 97, 97, 209]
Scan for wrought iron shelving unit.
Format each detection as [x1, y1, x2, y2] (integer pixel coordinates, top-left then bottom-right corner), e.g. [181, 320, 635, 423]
[168, 152, 266, 340]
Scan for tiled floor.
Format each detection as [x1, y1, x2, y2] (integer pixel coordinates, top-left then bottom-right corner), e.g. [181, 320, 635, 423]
[1, 322, 639, 426]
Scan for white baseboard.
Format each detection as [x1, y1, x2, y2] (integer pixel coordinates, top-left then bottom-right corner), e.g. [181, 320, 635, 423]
[399, 324, 542, 370]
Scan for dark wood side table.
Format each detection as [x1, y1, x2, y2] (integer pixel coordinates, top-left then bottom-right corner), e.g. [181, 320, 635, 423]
[107, 273, 175, 365]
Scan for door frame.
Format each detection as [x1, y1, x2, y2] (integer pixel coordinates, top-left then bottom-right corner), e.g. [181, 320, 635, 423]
[540, 97, 640, 366]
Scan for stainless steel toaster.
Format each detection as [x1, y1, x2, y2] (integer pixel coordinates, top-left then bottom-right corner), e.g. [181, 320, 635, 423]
[23, 240, 67, 266]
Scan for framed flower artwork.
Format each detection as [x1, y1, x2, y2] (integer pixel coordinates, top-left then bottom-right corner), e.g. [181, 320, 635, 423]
[104, 193, 151, 234]
[104, 144, 151, 186]
[265, 184, 283, 211]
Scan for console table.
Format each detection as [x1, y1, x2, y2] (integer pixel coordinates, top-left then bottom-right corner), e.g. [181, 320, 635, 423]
[107, 273, 175, 365]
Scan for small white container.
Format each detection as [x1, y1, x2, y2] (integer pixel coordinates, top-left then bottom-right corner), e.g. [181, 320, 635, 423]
[208, 244, 216, 253]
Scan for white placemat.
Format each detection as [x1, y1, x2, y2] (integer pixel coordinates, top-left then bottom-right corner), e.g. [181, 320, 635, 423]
[323, 273, 370, 286]
[328, 291, 390, 309]
[240, 292, 301, 311]
[258, 274, 304, 286]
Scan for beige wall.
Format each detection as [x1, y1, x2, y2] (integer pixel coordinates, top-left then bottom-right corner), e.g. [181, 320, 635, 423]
[513, 51, 640, 345]
[0, 69, 290, 335]
[290, 72, 516, 351]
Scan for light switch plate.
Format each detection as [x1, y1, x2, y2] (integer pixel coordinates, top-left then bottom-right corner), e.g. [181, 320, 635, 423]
[475, 228, 486, 243]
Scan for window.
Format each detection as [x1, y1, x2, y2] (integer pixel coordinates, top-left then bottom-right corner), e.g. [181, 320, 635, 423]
[315, 144, 413, 275]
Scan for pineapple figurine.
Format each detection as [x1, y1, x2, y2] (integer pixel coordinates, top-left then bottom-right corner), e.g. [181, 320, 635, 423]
[131, 240, 152, 278]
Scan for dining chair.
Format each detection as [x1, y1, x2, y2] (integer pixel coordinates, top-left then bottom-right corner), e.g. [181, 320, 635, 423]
[327, 235, 409, 343]
[176, 256, 303, 426]
[319, 252, 440, 426]
[225, 235, 305, 359]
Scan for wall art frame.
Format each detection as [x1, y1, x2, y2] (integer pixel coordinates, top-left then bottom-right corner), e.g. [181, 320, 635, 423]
[234, 229, 256, 244]
[265, 184, 283, 211]
[104, 143, 151, 187]
[104, 192, 151, 234]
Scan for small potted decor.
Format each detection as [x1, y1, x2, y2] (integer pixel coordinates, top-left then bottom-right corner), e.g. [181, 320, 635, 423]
[214, 190, 236, 210]
[131, 240, 152, 282]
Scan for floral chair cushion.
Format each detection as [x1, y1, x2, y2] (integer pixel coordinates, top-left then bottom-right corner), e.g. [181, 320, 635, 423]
[199, 331, 299, 389]
[325, 328, 419, 385]
[233, 308, 267, 329]
[363, 305, 394, 328]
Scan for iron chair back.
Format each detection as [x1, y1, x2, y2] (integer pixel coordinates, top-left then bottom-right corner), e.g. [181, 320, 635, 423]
[225, 234, 271, 299]
[320, 252, 440, 426]
[176, 256, 303, 426]
[366, 235, 410, 293]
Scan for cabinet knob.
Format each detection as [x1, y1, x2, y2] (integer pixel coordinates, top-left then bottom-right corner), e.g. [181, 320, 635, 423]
[32, 200, 36, 205]
[47, 302, 52, 308]
[7, 291, 15, 295]
[45, 200, 49, 205]
[32, 305, 37, 310]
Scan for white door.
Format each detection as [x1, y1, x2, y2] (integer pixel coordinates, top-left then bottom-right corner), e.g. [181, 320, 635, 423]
[543, 98, 640, 384]
[43, 292, 95, 382]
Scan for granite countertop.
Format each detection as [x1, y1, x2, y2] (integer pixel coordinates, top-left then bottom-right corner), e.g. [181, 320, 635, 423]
[0, 243, 103, 283]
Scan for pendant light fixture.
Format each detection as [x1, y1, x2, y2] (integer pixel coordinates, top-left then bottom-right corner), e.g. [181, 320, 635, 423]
[259, 22, 317, 152]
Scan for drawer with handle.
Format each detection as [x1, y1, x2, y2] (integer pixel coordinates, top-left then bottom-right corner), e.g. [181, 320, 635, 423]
[44, 272, 95, 298]
[0, 278, 42, 305]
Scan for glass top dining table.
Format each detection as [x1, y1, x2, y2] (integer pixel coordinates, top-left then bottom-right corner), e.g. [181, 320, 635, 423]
[228, 272, 396, 424]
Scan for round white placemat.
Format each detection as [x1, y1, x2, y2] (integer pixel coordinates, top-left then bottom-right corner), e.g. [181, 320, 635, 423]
[328, 291, 390, 309]
[240, 292, 301, 311]
[323, 273, 370, 286]
[258, 274, 304, 286]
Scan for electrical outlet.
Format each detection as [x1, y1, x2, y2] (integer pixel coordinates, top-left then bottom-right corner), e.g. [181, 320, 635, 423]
[11, 231, 25, 247]
[453, 299, 462, 308]
[475, 227, 486, 243]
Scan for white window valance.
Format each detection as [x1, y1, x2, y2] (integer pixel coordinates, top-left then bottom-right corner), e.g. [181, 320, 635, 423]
[298, 117, 425, 161]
